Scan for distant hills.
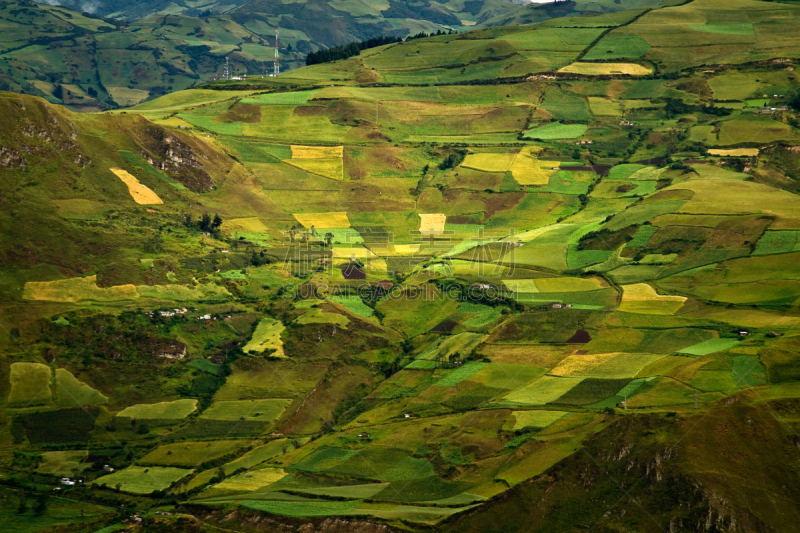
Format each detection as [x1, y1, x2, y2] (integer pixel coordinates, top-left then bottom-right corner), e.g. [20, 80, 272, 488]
[1, 0, 676, 109]
[476, 0, 668, 28]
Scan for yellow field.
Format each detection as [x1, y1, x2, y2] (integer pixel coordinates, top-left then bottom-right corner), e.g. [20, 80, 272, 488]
[707, 148, 759, 157]
[332, 246, 377, 260]
[559, 63, 652, 76]
[461, 153, 517, 172]
[285, 158, 344, 180]
[110, 168, 163, 205]
[366, 244, 421, 256]
[294, 212, 350, 229]
[220, 217, 269, 233]
[243, 317, 286, 357]
[211, 468, 287, 492]
[291, 145, 344, 159]
[509, 148, 558, 186]
[619, 283, 687, 315]
[364, 258, 388, 271]
[23, 275, 140, 303]
[621, 283, 683, 301]
[419, 213, 447, 234]
[392, 244, 422, 256]
[549, 353, 619, 377]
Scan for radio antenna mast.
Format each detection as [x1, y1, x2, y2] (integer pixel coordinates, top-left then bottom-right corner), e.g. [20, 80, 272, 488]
[224, 56, 230, 80]
[274, 30, 280, 77]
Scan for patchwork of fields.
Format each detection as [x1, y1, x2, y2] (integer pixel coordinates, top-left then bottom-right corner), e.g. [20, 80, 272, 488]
[3, 0, 800, 530]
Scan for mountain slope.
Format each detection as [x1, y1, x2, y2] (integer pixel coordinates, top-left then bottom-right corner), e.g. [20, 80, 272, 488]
[246, 0, 800, 87]
[476, 0, 670, 28]
[1, 0, 520, 109]
[40, 0, 252, 20]
[0, 0, 287, 109]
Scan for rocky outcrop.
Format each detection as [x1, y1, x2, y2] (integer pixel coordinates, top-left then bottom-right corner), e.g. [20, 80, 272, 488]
[156, 342, 188, 360]
[137, 125, 214, 191]
[0, 97, 90, 171]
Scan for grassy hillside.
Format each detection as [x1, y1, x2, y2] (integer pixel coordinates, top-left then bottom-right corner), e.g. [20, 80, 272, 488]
[45, 0, 253, 21]
[220, 0, 800, 87]
[0, 0, 523, 109]
[3, 0, 692, 110]
[1, 0, 800, 530]
[0, 0, 292, 110]
[476, 0, 671, 28]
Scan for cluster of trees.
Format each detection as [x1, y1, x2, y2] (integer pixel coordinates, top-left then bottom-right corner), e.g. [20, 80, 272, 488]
[406, 29, 456, 41]
[790, 91, 800, 111]
[16, 491, 49, 516]
[185, 213, 223, 232]
[438, 149, 467, 170]
[662, 98, 732, 118]
[306, 35, 401, 65]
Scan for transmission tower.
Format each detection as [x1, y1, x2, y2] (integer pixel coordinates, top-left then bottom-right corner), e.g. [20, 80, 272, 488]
[224, 56, 230, 80]
[274, 30, 280, 77]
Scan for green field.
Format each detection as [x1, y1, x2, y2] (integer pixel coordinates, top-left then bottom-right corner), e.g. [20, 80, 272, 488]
[8, 363, 52, 407]
[330, 296, 375, 318]
[436, 362, 489, 387]
[678, 338, 741, 356]
[91, 466, 192, 494]
[509, 410, 568, 430]
[504, 377, 584, 405]
[200, 399, 291, 421]
[140, 440, 254, 467]
[55, 369, 108, 407]
[37, 450, 88, 476]
[753, 231, 800, 256]
[116, 399, 198, 420]
[523, 122, 588, 140]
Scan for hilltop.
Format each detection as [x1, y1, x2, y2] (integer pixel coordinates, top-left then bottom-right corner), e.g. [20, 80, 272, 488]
[1, 0, 800, 531]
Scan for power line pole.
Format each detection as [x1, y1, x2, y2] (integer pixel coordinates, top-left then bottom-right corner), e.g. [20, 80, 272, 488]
[274, 29, 280, 77]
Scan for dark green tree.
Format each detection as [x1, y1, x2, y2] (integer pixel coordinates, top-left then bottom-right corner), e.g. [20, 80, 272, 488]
[34, 493, 49, 516]
[790, 91, 800, 111]
[200, 213, 212, 231]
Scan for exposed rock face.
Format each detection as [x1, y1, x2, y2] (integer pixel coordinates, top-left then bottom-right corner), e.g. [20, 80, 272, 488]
[138, 125, 214, 191]
[156, 342, 188, 360]
[0, 145, 26, 170]
[0, 98, 90, 171]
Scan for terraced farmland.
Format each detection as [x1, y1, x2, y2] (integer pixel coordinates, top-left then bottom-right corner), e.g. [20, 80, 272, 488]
[3, 0, 800, 530]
